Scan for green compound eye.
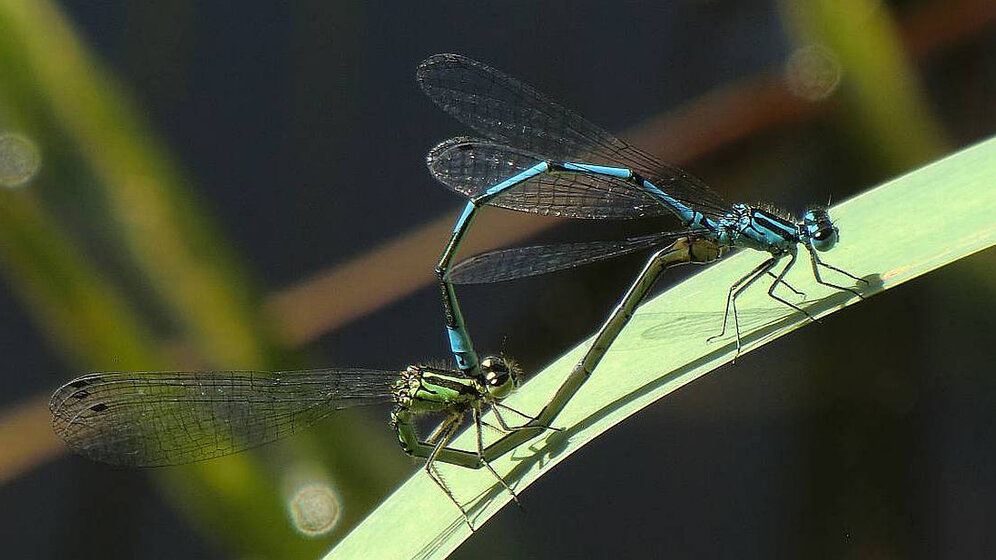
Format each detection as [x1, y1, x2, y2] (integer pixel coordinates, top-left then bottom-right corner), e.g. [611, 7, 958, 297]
[481, 356, 516, 400]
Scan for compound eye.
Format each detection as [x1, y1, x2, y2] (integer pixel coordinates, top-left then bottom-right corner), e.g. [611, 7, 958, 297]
[481, 356, 508, 375]
[486, 369, 509, 387]
[484, 362, 510, 387]
[481, 356, 516, 399]
[811, 226, 838, 251]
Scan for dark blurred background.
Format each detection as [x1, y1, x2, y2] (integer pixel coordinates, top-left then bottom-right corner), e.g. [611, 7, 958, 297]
[0, 0, 994, 558]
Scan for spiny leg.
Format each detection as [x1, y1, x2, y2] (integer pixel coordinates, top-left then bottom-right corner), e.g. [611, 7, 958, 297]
[424, 412, 475, 530]
[478, 408, 543, 435]
[727, 258, 781, 357]
[708, 257, 779, 345]
[818, 260, 867, 285]
[423, 410, 458, 445]
[474, 406, 522, 509]
[811, 244, 868, 284]
[492, 402, 559, 431]
[479, 419, 509, 435]
[765, 251, 817, 323]
[767, 270, 805, 297]
[807, 247, 867, 299]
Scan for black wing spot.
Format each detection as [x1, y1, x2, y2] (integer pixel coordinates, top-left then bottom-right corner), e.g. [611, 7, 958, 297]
[89, 403, 109, 413]
[69, 379, 91, 389]
[72, 390, 90, 399]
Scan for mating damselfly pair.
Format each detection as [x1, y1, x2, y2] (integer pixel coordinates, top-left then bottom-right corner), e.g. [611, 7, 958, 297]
[49, 54, 865, 530]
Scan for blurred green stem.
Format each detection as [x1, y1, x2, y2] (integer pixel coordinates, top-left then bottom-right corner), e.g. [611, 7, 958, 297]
[0, 190, 161, 369]
[778, 0, 950, 170]
[0, 0, 404, 557]
[0, 0, 274, 368]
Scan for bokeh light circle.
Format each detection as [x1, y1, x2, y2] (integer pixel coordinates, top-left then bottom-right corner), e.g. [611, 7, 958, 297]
[785, 45, 843, 102]
[287, 482, 341, 537]
[0, 132, 41, 188]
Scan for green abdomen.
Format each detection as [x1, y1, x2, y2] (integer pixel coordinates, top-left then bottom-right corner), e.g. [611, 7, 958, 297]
[410, 369, 478, 413]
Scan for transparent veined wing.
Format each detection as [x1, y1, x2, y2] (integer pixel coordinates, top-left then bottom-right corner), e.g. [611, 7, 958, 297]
[50, 368, 399, 467]
[428, 137, 667, 219]
[417, 53, 729, 219]
[447, 232, 695, 284]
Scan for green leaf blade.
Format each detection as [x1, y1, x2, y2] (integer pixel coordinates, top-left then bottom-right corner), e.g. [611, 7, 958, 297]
[328, 135, 996, 560]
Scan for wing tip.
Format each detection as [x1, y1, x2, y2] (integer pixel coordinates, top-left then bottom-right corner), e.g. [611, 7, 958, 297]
[416, 53, 475, 85]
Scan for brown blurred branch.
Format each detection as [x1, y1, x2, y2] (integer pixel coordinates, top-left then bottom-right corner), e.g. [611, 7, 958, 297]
[0, 395, 62, 482]
[263, 211, 555, 347]
[902, 0, 996, 56]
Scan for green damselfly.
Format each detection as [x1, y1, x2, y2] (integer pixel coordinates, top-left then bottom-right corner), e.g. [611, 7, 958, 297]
[50, 237, 719, 530]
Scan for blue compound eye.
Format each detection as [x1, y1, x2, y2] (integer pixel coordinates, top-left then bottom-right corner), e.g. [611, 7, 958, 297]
[803, 209, 838, 252]
[810, 226, 838, 251]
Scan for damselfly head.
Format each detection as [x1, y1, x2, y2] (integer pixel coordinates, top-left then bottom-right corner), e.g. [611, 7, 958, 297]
[801, 207, 838, 252]
[479, 355, 521, 401]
